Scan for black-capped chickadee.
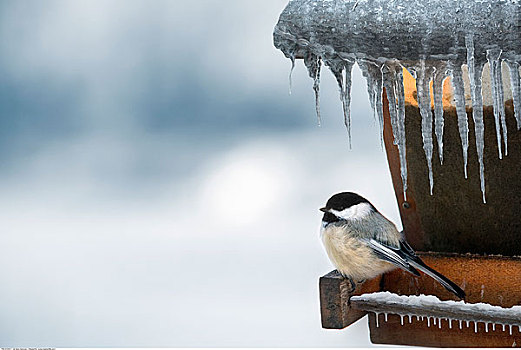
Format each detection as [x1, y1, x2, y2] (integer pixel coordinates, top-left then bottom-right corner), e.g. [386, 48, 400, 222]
[320, 192, 465, 299]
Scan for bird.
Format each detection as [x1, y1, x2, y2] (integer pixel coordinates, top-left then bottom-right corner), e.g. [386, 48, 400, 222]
[319, 191, 465, 299]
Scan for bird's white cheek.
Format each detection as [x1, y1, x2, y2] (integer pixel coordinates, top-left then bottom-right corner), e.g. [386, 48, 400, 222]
[330, 202, 372, 220]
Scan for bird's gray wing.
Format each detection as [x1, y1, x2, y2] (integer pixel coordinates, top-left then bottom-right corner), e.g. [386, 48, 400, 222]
[365, 230, 465, 299]
[365, 238, 421, 276]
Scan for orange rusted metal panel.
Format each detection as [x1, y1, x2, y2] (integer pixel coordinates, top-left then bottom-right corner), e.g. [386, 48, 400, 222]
[369, 253, 521, 347]
[368, 312, 521, 347]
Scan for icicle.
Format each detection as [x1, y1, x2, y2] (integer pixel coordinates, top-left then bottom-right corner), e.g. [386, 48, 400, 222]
[383, 64, 399, 146]
[384, 313, 388, 322]
[449, 319, 452, 329]
[400, 315, 404, 326]
[466, 35, 487, 203]
[358, 59, 385, 148]
[493, 323, 496, 331]
[427, 317, 431, 327]
[357, 60, 376, 118]
[325, 57, 355, 147]
[485, 322, 489, 332]
[375, 312, 380, 328]
[499, 63, 508, 156]
[506, 60, 521, 129]
[486, 49, 506, 158]
[451, 62, 469, 178]
[394, 64, 407, 157]
[433, 62, 447, 164]
[475, 321, 478, 333]
[289, 55, 296, 95]
[416, 60, 435, 195]
[343, 62, 354, 146]
[374, 75, 385, 149]
[510, 324, 513, 335]
[408, 314, 412, 324]
[439, 318, 442, 329]
[304, 53, 323, 126]
[518, 325, 521, 333]
[433, 317, 437, 326]
[459, 320, 463, 329]
[503, 324, 506, 332]
[466, 320, 470, 328]
[382, 62, 408, 199]
[416, 315, 420, 321]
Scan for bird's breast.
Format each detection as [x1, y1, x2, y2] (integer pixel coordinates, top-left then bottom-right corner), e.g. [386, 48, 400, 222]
[320, 223, 395, 280]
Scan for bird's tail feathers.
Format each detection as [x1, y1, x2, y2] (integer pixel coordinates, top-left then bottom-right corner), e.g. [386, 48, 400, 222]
[409, 259, 466, 300]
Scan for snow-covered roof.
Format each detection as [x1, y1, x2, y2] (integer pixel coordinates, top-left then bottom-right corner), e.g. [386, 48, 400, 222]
[273, 0, 521, 203]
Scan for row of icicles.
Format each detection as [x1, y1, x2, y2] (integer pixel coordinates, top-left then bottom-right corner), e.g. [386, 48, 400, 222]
[373, 311, 521, 335]
[290, 35, 521, 203]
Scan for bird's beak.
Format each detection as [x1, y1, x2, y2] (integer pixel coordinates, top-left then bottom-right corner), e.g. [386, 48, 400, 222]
[319, 207, 328, 213]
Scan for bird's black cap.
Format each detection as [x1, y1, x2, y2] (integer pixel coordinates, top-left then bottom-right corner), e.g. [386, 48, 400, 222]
[320, 192, 376, 223]
[323, 192, 374, 211]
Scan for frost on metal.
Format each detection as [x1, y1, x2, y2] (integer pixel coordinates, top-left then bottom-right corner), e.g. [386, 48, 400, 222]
[352, 291, 521, 333]
[273, 0, 521, 202]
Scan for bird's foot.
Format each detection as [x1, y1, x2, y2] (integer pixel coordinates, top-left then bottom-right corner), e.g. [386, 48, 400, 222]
[333, 270, 357, 293]
[343, 275, 357, 293]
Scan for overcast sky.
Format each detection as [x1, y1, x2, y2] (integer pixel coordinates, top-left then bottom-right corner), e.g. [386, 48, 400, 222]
[0, 0, 400, 347]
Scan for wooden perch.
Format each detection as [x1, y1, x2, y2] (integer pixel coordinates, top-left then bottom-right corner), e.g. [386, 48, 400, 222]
[319, 270, 381, 329]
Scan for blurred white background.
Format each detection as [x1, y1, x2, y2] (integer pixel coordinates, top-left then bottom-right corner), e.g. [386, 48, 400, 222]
[0, 0, 400, 346]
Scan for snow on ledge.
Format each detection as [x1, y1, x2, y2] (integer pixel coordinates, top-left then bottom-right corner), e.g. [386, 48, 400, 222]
[351, 291, 521, 331]
[353, 291, 521, 315]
